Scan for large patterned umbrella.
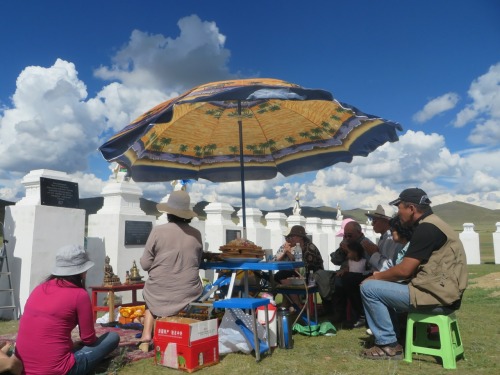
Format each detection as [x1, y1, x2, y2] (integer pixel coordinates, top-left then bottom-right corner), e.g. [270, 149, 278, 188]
[99, 78, 402, 231]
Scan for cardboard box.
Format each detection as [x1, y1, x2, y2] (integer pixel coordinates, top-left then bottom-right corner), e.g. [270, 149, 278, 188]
[154, 317, 219, 372]
[154, 337, 219, 372]
[154, 317, 218, 345]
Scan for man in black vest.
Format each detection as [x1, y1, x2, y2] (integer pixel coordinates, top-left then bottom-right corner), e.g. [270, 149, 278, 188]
[360, 188, 468, 360]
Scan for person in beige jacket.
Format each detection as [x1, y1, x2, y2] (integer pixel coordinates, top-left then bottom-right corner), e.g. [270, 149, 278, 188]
[137, 191, 203, 352]
[360, 188, 467, 360]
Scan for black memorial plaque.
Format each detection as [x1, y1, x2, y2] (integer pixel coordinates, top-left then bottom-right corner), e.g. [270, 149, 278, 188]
[225, 229, 241, 243]
[40, 177, 79, 209]
[125, 221, 153, 245]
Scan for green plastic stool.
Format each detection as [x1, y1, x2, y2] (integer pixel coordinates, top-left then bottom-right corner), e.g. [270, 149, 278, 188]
[405, 311, 465, 369]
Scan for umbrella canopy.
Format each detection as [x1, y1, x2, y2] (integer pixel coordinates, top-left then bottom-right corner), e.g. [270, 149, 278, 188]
[99, 78, 402, 231]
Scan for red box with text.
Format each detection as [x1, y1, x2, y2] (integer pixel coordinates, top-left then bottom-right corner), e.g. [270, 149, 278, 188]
[153, 337, 219, 372]
[153, 317, 219, 372]
[154, 316, 218, 344]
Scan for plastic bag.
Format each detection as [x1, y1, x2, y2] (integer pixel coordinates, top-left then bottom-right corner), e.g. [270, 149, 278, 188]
[218, 308, 266, 355]
[292, 321, 337, 336]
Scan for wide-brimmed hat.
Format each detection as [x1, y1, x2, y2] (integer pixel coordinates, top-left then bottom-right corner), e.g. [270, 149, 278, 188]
[284, 225, 308, 238]
[336, 218, 355, 237]
[365, 204, 391, 220]
[52, 244, 94, 276]
[389, 188, 432, 206]
[157, 190, 197, 219]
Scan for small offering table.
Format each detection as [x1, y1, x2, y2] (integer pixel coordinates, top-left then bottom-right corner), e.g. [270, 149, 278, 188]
[89, 283, 145, 322]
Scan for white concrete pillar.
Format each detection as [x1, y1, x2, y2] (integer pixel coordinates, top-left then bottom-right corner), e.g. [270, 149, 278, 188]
[459, 223, 481, 265]
[204, 202, 240, 252]
[333, 219, 344, 247]
[363, 223, 377, 244]
[203, 202, 240, 282]
[492, 223, 500, 264]
[286, 214, 306, 229]
[156, 194, 169, 225]
[237, 208, 270, 249]
[265, 212, 288, 256]
[87, 178, 156, 302]
[3, 170, 85, 316]
[333, 219, 342, 241]
[321, 219, 338, 270]
[305, 218, 329, 269]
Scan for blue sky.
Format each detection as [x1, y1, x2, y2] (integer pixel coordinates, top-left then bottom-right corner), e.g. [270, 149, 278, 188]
[1, 0, 499, 213]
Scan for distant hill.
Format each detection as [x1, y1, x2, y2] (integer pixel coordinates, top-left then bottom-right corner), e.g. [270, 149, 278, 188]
[79, 197, 161, 219]
[433, 201, 500, 232]
[1, 198, 499, 234]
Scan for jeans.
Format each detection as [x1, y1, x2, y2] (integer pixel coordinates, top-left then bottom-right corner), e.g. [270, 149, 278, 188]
[67, 332, 120, 375]
[360, 280, 410, 346]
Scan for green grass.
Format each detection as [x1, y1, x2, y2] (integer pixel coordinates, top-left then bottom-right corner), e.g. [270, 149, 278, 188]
[3, 264, 499, 374]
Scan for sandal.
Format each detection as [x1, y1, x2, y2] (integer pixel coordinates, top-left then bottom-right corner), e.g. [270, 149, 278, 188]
[362, 344, 403, 360]
[137, 341, 153, 353]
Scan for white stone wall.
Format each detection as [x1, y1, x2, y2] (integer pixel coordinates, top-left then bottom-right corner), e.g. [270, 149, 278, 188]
[87, 179, 155, 304]
[2, 170, 86, 317]
[459, 223, 481, 264]
[493, 222, 500, 264]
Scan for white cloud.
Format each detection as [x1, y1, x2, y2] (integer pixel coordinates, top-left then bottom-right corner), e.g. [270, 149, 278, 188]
[454, 63, 500, 127]
[269, 130, 471, 210]
[467, 118, 500, 145]
[413, 93, 459, 123]
[0, 16, 236, 203]
[0, 59, 106, 174]
[95, 82, 172, 132]
[94, 15, 234, 92]
[69, 172, 106, 198]
[458, 149, 500, 194]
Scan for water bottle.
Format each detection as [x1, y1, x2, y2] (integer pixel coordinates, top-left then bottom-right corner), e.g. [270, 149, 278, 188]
[294, 243, 302, 262]
[277, 307, 294, 349]
[294, 243, 305, 278]
[308, 270, 315, 287]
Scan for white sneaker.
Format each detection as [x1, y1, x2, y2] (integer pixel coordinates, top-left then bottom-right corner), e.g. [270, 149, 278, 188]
[366, 328, 373, 336]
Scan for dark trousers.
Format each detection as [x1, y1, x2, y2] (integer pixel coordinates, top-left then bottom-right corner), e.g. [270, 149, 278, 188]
[332, 272, 371, 321]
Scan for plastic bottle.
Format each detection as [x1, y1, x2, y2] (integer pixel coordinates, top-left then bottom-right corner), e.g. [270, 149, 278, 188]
[294, 243, 305, 278]
[277, 307, 294, 349]
[308, 270, 315, 287]
[294, 243, 303, 262]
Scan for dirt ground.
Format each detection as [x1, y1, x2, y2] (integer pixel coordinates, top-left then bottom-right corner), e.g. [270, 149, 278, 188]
[468, 272, 500, 296]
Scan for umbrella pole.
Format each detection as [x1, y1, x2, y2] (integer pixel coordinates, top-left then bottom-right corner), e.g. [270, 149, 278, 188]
[237, 100, 247, 239]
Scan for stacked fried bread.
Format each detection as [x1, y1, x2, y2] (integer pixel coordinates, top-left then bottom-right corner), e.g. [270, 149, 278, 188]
[219, 238, 264, 260]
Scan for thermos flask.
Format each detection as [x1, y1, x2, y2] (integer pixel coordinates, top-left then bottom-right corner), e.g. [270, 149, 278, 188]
[277, 307, 293, 349]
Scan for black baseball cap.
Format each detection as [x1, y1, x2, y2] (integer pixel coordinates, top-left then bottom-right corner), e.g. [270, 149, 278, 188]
[389, 188, 432, 206]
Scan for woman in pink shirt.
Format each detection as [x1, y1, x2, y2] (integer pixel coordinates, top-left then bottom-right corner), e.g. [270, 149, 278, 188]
[15, 245, 120, 375]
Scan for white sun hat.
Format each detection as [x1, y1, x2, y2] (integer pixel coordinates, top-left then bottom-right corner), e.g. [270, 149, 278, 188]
[52, 244, 94, 276]
[156, 190, 197, 219]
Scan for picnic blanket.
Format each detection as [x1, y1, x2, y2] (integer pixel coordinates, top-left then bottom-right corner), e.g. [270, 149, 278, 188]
[0, 324, 155, 363]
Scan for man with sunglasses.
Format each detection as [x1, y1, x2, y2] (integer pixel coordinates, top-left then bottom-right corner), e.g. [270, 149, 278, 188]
[359, 188, 468, 360]
[329, 220, 378, 324]
[338, 206, 405, 328]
